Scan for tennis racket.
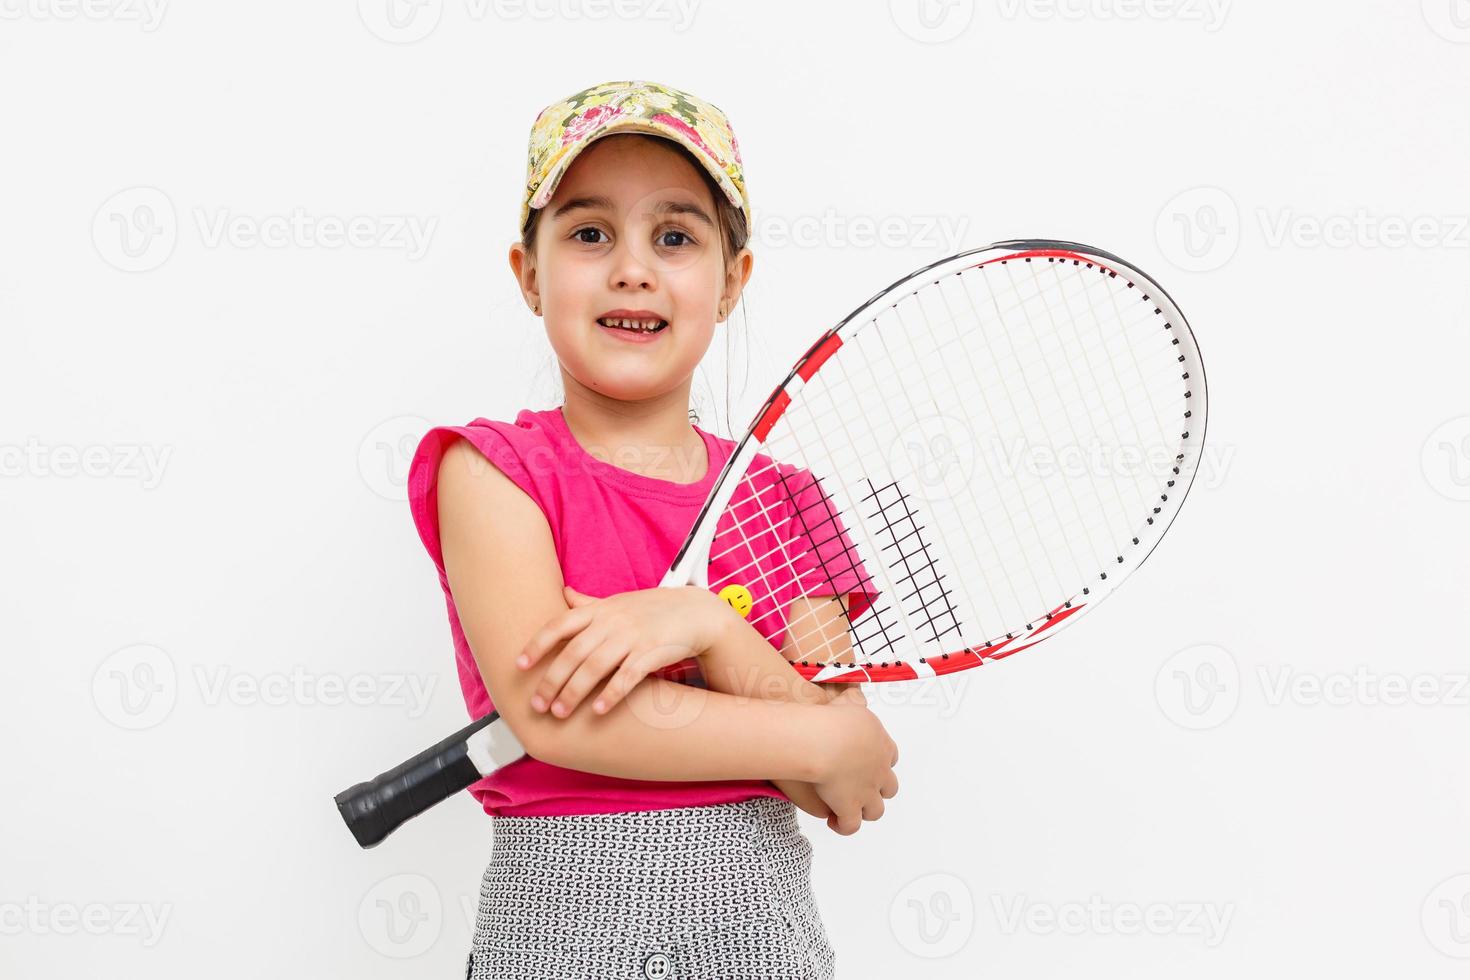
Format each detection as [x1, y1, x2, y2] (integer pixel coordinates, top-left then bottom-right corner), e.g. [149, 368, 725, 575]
[335, 238, 1208, 847]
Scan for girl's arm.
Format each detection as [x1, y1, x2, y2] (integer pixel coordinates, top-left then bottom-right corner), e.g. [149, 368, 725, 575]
[699, 594, 869, 707]
[436, 438, 836, 784]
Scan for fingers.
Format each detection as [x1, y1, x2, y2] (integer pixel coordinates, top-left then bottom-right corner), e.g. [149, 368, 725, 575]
[546, 640, 626, 717]
[593, 657, 650, 715]
[517, 607, 593, 672]
[829, 805, 862, 836]
[527, 628, 602, 713]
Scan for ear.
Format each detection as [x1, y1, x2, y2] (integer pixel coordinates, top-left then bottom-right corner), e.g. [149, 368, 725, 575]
[509, 241, 540, 315]
[719, 247, 754, 322]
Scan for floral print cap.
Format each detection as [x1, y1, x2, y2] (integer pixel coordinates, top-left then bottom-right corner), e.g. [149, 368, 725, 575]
[521, 79, 748, 233]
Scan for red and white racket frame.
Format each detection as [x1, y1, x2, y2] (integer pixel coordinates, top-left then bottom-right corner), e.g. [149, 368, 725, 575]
[662, 239, 1209, 685]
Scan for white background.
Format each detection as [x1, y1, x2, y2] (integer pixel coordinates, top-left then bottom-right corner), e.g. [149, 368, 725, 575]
[3, 1, 1469, 977]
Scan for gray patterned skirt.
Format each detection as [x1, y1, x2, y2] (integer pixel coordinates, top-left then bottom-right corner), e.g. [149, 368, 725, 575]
[466, 796, 836, 979]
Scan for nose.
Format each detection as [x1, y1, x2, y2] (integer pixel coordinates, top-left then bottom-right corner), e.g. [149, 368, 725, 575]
[608, 237, 658, 292]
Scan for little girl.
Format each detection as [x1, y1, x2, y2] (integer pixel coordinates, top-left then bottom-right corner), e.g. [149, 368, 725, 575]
[406, 80, 900, 979]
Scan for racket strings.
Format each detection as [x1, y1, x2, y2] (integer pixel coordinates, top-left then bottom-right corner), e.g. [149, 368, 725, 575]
[700, 257, 1164, 560]
[972, 260, 1146, 600]
[706, 255, 1194, 672]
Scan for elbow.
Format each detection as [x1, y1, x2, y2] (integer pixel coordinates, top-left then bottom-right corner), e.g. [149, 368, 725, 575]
[489, 699, 565, 767]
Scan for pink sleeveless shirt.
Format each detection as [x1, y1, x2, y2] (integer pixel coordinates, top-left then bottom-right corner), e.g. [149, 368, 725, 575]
[406, 406, 877, 817]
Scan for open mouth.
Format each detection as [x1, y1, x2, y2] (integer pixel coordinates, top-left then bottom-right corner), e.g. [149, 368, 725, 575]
[597, 316, 668, 334]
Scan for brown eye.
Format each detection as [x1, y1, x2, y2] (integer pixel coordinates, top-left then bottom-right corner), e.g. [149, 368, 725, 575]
[658, 229, 692, 248]
[574, 227, 607, 244]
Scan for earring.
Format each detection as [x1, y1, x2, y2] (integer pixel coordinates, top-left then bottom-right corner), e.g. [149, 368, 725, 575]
[533, 303, 540, 315]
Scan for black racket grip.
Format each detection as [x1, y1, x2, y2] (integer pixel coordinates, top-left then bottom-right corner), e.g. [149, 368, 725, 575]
[335, 712, 500, 848]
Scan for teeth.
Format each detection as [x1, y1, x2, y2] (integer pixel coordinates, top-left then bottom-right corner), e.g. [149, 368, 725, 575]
[600, 317, 666, 332]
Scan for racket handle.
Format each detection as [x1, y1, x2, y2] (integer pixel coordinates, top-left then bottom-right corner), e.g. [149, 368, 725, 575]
[336, 660, 701, 847]
[334, 711, 520, 848]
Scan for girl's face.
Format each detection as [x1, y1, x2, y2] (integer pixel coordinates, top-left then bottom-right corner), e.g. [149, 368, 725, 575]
[511, 134, 750, 404]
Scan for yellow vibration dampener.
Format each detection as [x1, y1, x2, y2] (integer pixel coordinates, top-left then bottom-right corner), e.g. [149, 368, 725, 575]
[717, 584, 753, 618]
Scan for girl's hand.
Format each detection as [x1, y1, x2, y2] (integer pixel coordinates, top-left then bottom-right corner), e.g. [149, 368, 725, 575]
[771, 778, 833, 821]
[517, 584, 734, 719]
[810, 701, 900, 835]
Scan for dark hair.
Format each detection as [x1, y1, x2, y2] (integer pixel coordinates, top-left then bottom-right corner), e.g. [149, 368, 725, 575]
[520, 134, 749, 267]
